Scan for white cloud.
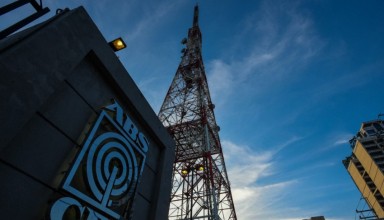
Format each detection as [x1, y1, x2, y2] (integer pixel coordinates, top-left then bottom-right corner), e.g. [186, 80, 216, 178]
[207, 60, 233, 103]
[207, 0, 325, 106]
[311, 132, 354, 154]
[125, 0, 184, 43]
[222, 139, 312, 220]
[223, 140, 274, 187]
[325, 132, 354, 148]
[333, 138, 349, 146]
[232, 181, 298, 220]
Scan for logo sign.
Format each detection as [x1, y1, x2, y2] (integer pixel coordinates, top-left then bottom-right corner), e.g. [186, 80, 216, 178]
[50, 100, 149, 219]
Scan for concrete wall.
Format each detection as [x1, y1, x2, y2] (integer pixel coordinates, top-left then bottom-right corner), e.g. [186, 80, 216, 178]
[0, 7, 174, 220]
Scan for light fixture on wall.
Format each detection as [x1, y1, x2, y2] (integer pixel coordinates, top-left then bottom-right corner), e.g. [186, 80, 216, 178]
[108, 37, 126, 51]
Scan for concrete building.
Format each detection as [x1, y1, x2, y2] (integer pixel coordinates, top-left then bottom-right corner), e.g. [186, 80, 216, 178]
[303, 216, 325, 220]
[0, 6, 174, 220]
[343, 119, 384, 218]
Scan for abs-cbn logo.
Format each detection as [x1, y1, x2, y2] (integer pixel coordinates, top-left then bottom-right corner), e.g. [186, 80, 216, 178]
[50, 100, 148, 219]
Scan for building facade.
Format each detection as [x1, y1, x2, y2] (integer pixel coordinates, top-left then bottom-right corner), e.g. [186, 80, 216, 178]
[303, 216, 325, 220]
[344, 119, 384, 218]
[0, 7, 174, 220]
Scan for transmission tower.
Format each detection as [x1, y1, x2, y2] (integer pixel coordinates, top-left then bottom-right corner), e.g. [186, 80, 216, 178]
[158, 5, 237, 220]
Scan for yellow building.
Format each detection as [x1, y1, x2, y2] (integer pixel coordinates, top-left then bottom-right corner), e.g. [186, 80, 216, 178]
[343, 120, 384, 218]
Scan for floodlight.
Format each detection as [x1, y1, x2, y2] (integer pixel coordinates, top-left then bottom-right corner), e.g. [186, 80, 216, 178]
[108, 37, 126, 51]
[181, 168, 189, 176]
[195, 164, 204, 172]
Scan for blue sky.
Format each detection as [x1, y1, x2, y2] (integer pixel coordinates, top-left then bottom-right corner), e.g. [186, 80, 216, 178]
[3, 0, 384, 219]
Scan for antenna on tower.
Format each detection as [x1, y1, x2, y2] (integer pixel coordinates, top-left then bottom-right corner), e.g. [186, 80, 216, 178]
[193, 4, 199, 26]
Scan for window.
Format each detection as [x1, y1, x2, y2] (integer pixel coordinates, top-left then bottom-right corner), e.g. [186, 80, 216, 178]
[366, 129, 376, 135]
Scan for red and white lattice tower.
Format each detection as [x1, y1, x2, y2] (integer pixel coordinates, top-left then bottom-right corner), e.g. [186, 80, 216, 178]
[158, 5, 237, 220]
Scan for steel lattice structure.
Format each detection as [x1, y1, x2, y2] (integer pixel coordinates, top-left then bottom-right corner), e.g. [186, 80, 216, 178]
[158, 5, 237, 220]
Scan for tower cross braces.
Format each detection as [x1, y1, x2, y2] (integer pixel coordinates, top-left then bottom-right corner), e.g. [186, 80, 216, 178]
[158, 5, 237, 220]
